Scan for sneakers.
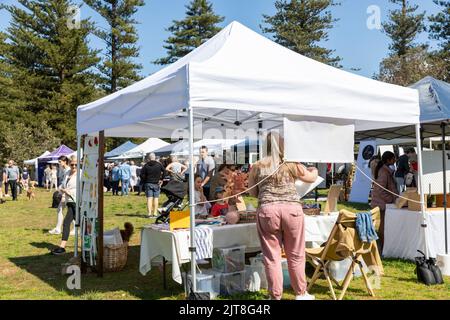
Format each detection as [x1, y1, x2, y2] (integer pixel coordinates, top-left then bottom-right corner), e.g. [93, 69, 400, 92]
[48, 229, 61, 235]
[51, 247, 66, 255]
[295, 292, 315, 300]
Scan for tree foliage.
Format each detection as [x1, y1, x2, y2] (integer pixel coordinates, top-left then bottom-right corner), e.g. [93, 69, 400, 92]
[376, 0, 443, 85]
[155, 0, 224, 65]
[429, 0, 450, 81]
[84, 0, 144, 92]
[261, 0, 342, 67]
[2, 0, 100, 149]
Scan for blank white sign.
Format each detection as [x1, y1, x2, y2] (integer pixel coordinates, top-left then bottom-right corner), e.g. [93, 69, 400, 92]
[283, 118, 355, 163]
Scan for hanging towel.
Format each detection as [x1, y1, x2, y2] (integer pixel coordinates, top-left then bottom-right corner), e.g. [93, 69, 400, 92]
[356, 212, 379, 243]
[194, 226, 213, 260]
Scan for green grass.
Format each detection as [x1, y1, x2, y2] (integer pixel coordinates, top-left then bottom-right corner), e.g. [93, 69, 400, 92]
[0, 189, 448, 300]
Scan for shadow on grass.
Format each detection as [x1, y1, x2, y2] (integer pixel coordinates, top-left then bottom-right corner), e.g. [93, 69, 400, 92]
[9, 245, 185, 300]
[29, 241, 56, 250]
[115, 213, 149, 218]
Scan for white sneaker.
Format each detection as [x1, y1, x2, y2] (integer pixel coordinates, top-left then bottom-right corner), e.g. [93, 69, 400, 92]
[48, 229, 61, 235]
[295, 292, 315, 300]
[70, 230, 75, 236]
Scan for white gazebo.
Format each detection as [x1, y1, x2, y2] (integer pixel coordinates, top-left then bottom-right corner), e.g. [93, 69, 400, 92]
[76, 21, 422, 285]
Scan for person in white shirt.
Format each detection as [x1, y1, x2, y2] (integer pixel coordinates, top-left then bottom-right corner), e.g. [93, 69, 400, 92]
[51, 156, 78, 255]
[49, 156, 72, 235]
[49, 165, 58, 192]
[129, 160, 139, 192]
[166, 155, 187, 181]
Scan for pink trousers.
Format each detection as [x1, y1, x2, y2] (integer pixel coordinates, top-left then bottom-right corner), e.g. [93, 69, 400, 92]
[256, 202, 306, 300]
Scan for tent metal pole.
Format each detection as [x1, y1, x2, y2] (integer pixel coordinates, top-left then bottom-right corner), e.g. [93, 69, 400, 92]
[441, 122, 448, 254]
[188, 106, 197, 293]
[97, 131, 105, 277]
[415, 123, 429, 259]
[75, 135, 81, 258]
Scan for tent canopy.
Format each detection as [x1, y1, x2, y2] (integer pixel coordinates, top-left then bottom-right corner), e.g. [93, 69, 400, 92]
[105, 141, 138, 158]
[24, 151, 50, 165]
[357, 76, 450, 141]
[39, 145, 74, 161]
[77, 21, 419, 138]
[110, 138, 170, 159]
[153, 138, 246, 156]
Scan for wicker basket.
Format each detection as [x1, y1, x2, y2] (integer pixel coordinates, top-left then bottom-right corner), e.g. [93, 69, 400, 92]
[103, 241, 128, 272]
[302, 208, 321, 216]
[238, 212, 257, 223]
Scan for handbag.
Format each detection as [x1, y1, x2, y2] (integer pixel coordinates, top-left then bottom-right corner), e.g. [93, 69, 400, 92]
[415, 250, 444, 285]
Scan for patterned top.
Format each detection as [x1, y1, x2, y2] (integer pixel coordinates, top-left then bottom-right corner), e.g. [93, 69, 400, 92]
[252, 162, 300, 206]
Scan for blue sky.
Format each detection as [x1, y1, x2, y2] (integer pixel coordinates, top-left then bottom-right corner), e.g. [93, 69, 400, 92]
[0, 0, 443, 78]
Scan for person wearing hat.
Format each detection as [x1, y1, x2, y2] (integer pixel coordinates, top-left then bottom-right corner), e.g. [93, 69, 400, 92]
[210, 186, 229, 217]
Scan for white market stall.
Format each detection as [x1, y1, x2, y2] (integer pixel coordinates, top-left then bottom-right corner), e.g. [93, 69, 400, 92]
[75, 21, 421, 286]
[355, 76, 450, 270]
[24, 151, 50, 181]
[108, 138, 170, 160]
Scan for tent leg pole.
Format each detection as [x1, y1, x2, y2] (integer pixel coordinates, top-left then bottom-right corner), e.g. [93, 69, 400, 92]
[416, 123, 429, 259]
[442, 122, 448, 255]
[188, 106, 197, 293]
[75, 135, 82, 258]
[97, 131, 105, 277]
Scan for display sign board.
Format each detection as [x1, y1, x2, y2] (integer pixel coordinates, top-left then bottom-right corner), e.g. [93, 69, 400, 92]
[349, 140, 377, 203]
[421, 151, 450, 195]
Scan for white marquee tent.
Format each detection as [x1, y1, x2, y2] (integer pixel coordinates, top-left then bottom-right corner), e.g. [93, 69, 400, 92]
[152, 138, 245, 157]
[24, 151, 51, 181]
[109, 138, 170, 159]
[76, 21, 423, 285]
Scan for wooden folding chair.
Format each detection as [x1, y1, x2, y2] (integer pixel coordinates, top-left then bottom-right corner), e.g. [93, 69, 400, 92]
[306, 207, 382, 300]
[323, 184, 342, 214]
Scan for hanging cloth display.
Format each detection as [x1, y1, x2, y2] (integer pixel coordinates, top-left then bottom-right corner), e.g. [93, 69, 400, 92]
[80, 135, 99, 266]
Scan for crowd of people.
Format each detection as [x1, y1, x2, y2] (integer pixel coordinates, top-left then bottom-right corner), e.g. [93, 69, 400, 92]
[100, 146, 245, 220]
[0, 160, 32, 203]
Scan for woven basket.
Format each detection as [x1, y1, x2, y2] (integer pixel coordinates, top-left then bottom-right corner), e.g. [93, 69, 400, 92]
[302, 208, 321, 216]
[238, 212, 257, 223]
[103, 242, 128, 272]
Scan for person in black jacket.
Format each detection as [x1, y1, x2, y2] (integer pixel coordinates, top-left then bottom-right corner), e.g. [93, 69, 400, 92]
[141, 153, 165, 217]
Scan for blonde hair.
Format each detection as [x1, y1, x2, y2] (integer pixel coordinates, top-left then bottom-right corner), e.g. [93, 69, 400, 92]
[255, 131, 297, 182]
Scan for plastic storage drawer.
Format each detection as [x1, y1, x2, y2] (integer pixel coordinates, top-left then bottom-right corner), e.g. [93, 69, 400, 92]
[184, 271, 220, 299]
[219, 271, 246, 296]
[212, 245, 246, 273]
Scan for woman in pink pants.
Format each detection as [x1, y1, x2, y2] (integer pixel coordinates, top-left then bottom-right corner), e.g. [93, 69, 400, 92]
[248, 132, 318, 300]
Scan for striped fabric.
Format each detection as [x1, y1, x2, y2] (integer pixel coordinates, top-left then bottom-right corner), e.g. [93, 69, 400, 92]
[195, 227, 213, 260]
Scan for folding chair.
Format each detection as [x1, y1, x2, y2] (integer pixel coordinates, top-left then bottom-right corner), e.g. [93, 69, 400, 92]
[323, 184, 342, 214]
[306, 207, 382, 300]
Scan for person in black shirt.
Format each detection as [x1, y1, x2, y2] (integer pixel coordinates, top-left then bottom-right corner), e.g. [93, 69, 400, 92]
[141, 153, 165, 217]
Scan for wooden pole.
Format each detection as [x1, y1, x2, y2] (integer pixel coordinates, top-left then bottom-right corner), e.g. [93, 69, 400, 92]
[97, 131, 105, 277]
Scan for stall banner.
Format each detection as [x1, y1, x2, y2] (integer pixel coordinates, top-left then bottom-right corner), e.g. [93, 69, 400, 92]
[349, 140, 377, 203]
[283, 118, 354, 163]
[80, 134, 99, 266]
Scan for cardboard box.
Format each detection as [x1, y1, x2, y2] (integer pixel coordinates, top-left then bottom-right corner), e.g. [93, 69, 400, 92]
[408, 193, 428, 211]
[396, 189, 417, 208]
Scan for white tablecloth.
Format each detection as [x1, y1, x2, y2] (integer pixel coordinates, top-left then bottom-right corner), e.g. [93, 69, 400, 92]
[383, 204, 450, 260]
[140, 214, 339, 284]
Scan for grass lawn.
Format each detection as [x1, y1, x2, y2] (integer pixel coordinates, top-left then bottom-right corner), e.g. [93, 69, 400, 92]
[0, 188, 448, 300]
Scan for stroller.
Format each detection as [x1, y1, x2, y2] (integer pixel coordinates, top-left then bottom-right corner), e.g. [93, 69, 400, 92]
[155, 179, 187, 224]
